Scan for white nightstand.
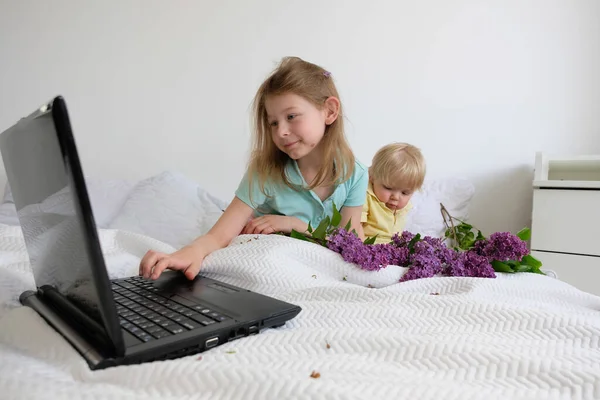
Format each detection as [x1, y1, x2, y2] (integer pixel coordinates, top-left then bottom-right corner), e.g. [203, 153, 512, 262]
[530, 152, 600, 296]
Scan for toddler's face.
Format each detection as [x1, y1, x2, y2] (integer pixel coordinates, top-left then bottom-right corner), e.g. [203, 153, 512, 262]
[372, 179, 414, 211]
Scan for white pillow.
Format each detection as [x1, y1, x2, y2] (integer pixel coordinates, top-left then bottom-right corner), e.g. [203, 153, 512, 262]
[1, 178, 135, 228]
[108, 171, 226, 249]
[404, 177, 475, 238]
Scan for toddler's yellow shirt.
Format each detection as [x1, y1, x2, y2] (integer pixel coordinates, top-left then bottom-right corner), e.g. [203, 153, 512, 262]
[361, 183, 412, 244]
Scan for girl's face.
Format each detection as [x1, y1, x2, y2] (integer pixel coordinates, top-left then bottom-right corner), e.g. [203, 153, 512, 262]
[265, 93, 337, 161]
[371, 179, 414, 211]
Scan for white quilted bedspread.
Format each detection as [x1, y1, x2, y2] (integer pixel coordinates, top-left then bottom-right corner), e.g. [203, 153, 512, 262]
[1, 224, 600, 400]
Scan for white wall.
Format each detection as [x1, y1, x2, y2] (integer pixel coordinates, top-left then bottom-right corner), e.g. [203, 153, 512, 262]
[1, 0, 599, 236]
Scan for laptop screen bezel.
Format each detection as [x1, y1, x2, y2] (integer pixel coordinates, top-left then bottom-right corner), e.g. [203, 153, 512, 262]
[2, 96, 125, 356]
[53, 96, 125, 355]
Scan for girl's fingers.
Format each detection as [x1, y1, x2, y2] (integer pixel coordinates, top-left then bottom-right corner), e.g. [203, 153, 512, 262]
[151, 257, 174, 280]
[253, 221, 273, 234]
[139, 250, 165, 278]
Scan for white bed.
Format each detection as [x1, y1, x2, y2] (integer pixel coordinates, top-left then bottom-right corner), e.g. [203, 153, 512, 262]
[0, 171, 599, 400]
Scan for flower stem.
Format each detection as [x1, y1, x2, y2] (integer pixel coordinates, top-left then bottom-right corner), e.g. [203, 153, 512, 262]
[440, 203, 459, 245]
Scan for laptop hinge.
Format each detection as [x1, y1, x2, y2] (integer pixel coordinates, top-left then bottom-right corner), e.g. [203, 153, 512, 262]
[20, 290, 118, 370]
[35, 286, 119, 358]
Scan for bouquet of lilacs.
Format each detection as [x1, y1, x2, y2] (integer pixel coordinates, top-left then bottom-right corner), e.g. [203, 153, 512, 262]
[288, 203, 543, 282]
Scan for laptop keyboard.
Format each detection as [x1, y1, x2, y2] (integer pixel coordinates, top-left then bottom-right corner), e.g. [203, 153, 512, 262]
[111, 276, 230, 343]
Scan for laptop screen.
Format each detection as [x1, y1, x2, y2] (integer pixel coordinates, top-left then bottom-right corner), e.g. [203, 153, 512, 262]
[0, 102, 109, 329]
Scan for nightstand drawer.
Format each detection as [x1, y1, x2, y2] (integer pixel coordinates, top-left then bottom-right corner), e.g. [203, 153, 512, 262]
[531, 251, 600, 296]
[531, 189, 600, 256]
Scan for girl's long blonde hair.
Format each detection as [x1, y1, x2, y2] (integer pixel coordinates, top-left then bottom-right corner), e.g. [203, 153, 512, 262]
[247, 56, 355, 200]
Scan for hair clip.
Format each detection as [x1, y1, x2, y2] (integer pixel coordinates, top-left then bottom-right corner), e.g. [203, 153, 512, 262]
[323, 71, 331, 78]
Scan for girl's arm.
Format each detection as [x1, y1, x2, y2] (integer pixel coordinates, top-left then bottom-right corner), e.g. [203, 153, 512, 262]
[139, 197, 254, 280]
[241, 215, 308, 235]
[340, 205, 365, 240]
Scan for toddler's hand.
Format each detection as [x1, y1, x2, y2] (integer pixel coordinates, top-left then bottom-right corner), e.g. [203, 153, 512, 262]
[139, 245, 205, 280]
[241, 215, 300, 235]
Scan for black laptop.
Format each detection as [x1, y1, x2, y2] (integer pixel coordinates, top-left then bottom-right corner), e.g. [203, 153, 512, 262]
[0, 95, 301, 370]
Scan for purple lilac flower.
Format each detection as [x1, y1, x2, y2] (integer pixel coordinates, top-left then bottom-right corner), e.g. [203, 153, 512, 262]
[327, 228, 363, 254]
[473, 232, 528, 262]
[399, 264, 438, 282]
[463, 251, 496, 278]
[421, 236, 444, 248]
[327, 229, 401, 271]
[418, 235, 456, 269]
[412, 240, 435, 257]
[437, 245, 458, 267]
[399, 239, 443, 282]
[391, 231, 415, 247]
[403, 255, 442, 281]
[372, 243, 410, 267]
[326, 229, 498, 281]
[441, 251, 468, 277]
[390, 246, 411, 267]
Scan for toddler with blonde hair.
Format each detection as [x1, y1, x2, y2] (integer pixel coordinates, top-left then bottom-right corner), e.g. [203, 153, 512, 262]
[361, 143, 426, 244]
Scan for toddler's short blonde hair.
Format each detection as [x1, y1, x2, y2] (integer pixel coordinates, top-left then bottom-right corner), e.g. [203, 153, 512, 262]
[369, 143, 426, 191]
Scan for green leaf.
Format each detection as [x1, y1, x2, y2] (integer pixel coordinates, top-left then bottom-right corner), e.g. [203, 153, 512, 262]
[291, 230, 322, 245]
[475, 230, 486, 241]
[307, 222, 313, 234]
[408, 233, 421, 252]
[444, 229, 452, 238]
[492, 260, 514, 273]
[457, 223, 473, 233]
[520, 254, 542, 268]
[514, 264, 533, 273]
[364, 235, 378, 245]
[460, 231, 476, 250]
[290, 230, 309, 241]
[351, 228, 358, 237]
[531, 265, 544, 275]
[312, 217, 330, 240]
[344, 219, 352, 232]
[331, 202, 342, 227]
[516, 227, 531, 241]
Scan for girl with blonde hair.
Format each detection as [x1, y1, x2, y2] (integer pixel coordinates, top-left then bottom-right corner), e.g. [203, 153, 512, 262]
[140, 57, 368, 280]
